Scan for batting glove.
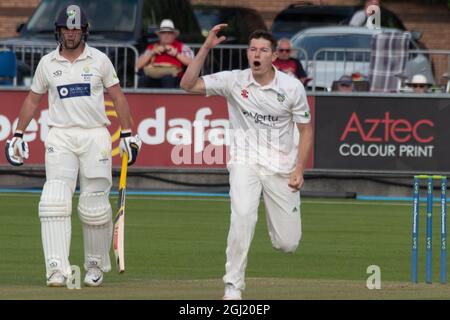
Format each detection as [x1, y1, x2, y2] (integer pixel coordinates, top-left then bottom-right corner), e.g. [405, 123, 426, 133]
[119, 130, 142, 166]
[5, 131, 29, 167]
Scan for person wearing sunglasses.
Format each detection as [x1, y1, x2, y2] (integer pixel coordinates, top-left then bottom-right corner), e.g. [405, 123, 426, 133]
[273, 38, 309, 85]
[405, 74, 432, 93]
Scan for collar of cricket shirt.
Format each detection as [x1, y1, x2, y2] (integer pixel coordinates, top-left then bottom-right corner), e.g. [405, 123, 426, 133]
[52, 43, 93, 62]
[244, 66, 282, 94]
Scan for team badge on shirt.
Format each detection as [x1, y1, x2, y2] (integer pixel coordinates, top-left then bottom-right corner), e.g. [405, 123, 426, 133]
[241, 89, 249, 99]
[277, 93, 286, 103]
[81, 65, 93, 81]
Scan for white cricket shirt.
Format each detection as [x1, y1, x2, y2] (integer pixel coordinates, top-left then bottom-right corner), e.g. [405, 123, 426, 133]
[203, 67, 311, 174]
[31, 43, 120, 128]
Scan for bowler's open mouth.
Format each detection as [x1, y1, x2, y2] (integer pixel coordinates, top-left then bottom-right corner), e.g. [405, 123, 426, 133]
[253, 61, 261, 67]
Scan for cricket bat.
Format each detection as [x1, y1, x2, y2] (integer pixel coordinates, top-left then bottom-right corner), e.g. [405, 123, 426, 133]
[113, 153, 128, 273]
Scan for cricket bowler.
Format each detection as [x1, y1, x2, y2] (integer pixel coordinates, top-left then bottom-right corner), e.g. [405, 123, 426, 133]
[181, 25, 313, 299]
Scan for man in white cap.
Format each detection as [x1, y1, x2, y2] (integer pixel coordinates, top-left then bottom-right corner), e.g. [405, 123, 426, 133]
[406, 74, 432, 93]
[137, 19, 194, 88]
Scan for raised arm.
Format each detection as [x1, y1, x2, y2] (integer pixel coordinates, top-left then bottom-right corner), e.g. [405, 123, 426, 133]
[180, 24, 228, 95]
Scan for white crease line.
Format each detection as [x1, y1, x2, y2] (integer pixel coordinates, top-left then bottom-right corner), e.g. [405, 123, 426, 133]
[0, 193, 417, 206]
[117, 196, 414, 206]
[124, 196, 230, 202]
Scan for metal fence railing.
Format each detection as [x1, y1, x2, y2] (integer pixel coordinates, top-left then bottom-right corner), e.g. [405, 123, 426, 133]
[1, 43, 308, 88]
[309, 48, 371, 91]
[188, 44, 248, 75]
[292, 47, 309, 75]
[0, 43, 139, 89]
[2, 42, 449, 93]
[305, 48, 450, 92]
[188, 44, 309, 76]
[413, 49, 450, 93]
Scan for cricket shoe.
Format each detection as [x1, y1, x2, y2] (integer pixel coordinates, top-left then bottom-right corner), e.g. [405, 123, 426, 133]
[46, 271, 67, 287]
[223, 283, 242, 300]
[84, 267, 103, 287]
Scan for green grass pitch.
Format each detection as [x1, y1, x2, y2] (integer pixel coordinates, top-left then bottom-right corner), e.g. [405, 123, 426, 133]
[0, 193, 449, 299]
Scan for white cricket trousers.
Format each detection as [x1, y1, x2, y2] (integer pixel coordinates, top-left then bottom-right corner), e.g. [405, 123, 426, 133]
[40, 126, 112, 278]
[44, 127, 112, 192]
[223, 163, 302, 291]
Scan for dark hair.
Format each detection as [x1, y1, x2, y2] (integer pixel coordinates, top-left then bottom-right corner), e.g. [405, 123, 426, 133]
[248, 30, 277, 52]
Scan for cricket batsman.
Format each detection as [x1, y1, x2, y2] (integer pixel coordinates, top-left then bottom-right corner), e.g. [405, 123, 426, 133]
[4, 5, 141, 287]
[181, 25, 313, 299]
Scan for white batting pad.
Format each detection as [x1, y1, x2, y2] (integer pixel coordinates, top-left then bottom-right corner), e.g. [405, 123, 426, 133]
[78, 192, 112, 272]
[38, 180, 73, 278]
[78, 192, 111, 225]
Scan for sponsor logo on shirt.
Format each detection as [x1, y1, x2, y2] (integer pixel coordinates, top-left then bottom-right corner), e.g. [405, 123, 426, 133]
[243, 110, 279, 127]
[304, 111, 310, 119]
[47, 146, 56, 154]
[53, 70, 62, 77]
[57, 83, 91, 99]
